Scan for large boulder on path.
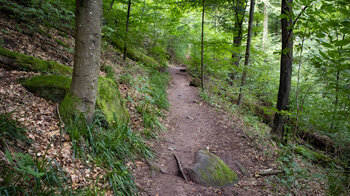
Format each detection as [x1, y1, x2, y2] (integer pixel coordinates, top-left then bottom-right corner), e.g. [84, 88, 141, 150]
[186, 149, 238, 187]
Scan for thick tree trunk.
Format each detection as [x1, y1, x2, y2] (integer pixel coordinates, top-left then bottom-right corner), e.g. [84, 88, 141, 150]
[271, 0, 293, 140]
[123, 0, 132, 61]
[237, 0, 255, 107]
[201, 0, 205, 90]
[262, 2, 268, 51]
[70, 0, 102, 124]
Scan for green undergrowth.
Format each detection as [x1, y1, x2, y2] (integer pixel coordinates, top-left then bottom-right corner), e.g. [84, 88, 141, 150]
[0, 0, 74, 35]
[0, 47, 72, 75]
[198, 83, 349, 195]
[111, 39, 164, 70]
[267, 143, 349, 195]
[63, 113, 153, 195]
[0, 113, 72, 195]
[121, 62, 169, 139]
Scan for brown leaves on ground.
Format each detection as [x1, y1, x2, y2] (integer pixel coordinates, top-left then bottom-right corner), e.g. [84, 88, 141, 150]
[0, 68, 104, 189]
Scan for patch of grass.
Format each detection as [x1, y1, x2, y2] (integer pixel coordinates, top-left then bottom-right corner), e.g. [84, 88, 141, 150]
[0, 113, 71, 195]
[149, 70, 169, 110]
[64, 113, 153, 195]
[0, 112, 30, 151]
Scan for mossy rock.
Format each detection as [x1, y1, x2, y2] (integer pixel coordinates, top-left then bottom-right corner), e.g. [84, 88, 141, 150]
[20, 75, 71, 102]
[295, 145, 332, 164]
[20, 75, 129, 125]
[96, 77, 129, 124]
[0, 47, 72, 75]
[186, 149, 239, 187]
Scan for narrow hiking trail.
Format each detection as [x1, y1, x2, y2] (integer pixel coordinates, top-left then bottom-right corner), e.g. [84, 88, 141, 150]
[134, 66, 276, 196]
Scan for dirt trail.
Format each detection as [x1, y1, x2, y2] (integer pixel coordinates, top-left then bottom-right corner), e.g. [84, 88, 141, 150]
[134, 66, 273, 196]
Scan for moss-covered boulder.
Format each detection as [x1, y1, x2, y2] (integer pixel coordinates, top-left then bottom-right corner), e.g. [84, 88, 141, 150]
[20, 75, 129, 125]
[20, 75, 71, 102]
[0, 47, 72, 75]
[186, 149, 239, 187]
[96, 77, 129, 124]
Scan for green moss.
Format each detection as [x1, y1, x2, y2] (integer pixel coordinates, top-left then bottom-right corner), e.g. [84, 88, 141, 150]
[101, 65, 115, 80]
[194, 150, 238, 187]
[111, 39, 161, 69]
[0, 47, 72, 75]
[20, 75, 71, 102]
[295, 146, 332, 164]
[96, 77, 129, 125]
[21, 75, 128, 126]
[59, 92, 83, 124]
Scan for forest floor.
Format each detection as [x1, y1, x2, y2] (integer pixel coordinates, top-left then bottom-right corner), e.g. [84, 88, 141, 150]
[133, 66, 278, 196]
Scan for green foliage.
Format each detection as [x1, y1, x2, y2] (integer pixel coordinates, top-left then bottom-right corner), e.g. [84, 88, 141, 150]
[0, 114, 71, 195]
[0, 151, 72, 195]
[0, 47, 72, 75]
[0, 113, 30, 150]
[0, 0, 74, 34]
[63, 113, 153, 195]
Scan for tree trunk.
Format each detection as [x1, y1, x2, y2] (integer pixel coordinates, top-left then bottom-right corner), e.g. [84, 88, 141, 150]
[229, 0, 247, 84]
[294, 26, 307, 140]
[331, 70, 340, 130]
[271, 0, 293, 140]
[109, 0, 115, 10]
[201, 0, 205, 90]
[237, 0, 255, 107]
[69, 0, 102, 124]
[262, 2, 268, 51]
[123, 0, 132, 61]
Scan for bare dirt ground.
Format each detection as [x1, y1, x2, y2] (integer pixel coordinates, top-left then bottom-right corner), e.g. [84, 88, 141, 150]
[134, 66, 277, 196]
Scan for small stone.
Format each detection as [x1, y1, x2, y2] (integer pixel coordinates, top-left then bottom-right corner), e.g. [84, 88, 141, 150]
[186, 116, 194, 121]
[168, 146, 176, 151]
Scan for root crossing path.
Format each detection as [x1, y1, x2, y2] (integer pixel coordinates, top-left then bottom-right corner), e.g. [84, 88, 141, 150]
[134, 66, 273, 196]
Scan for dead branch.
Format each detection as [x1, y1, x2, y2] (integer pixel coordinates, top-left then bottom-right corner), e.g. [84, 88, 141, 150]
[173, 153, 188, 182]
[257, 169, 284, 176]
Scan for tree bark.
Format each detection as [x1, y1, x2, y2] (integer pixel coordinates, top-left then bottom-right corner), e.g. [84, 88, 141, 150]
[200, 0, 205, 90]
[237, 0, 255, 107]
[331, 70, 340, 130]
[123, 0, 132, 61]
[229, 0, 247, 84]
[262, 2, 268, 51]
[271, 0, 293, 140]
[70, 0, 102, 124]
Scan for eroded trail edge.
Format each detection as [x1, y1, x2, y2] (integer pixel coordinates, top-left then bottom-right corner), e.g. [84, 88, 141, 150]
[134, 66, 273, 196]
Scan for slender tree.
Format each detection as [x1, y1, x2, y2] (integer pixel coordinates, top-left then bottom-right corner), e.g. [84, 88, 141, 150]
[228, 0, 247, 84]
[123, 0, 132, 61]
[200, 0, 205, 90]
[262, 0, 269, 51]
[68, 0, 102, 124]
[271, 0, 293, 140]
[237, 0, 255, 107]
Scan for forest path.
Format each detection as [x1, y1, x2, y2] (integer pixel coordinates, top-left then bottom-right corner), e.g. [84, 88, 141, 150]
[134, 65, 272, 196]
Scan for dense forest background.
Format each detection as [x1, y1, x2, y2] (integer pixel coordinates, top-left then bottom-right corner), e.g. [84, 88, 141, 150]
[0, 0, 349, 195]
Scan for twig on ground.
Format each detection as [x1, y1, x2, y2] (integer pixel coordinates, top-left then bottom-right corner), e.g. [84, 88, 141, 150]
[257, 169, 284, 176]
